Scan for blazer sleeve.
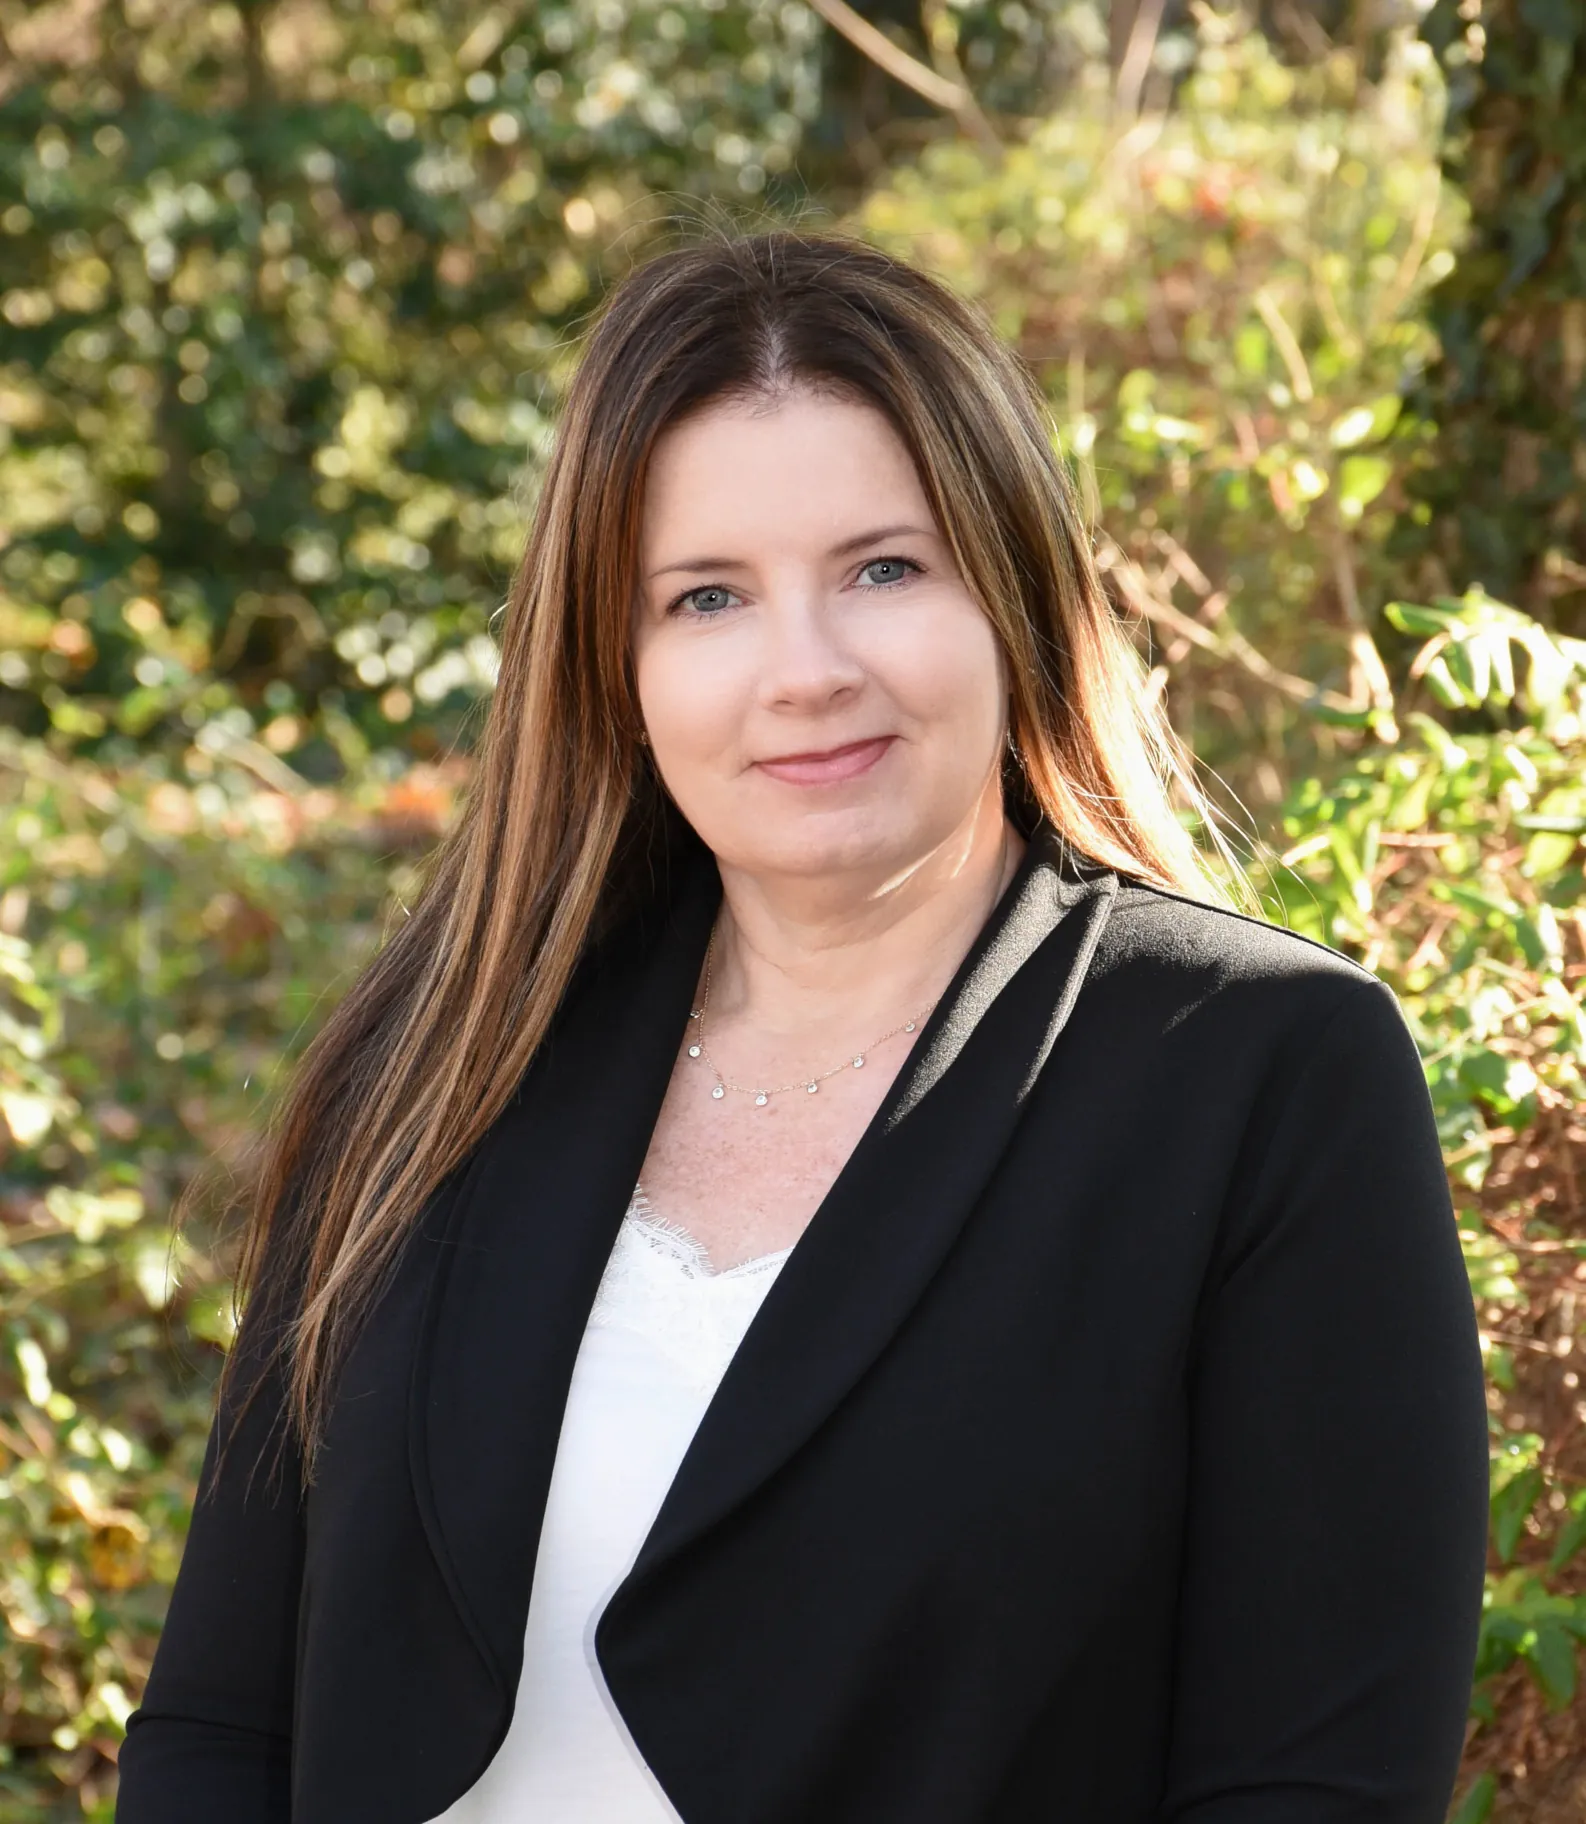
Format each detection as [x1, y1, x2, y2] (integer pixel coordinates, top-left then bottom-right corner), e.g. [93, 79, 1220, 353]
[116, 1248, 307, 1822]
[1155, 976, 1490, 1824]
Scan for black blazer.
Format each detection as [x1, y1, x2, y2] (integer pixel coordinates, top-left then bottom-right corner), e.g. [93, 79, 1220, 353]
[117, 820, 1490, 1824]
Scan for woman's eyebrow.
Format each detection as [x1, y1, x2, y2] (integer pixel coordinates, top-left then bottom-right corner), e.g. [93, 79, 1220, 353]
[647, 523, 938, 582]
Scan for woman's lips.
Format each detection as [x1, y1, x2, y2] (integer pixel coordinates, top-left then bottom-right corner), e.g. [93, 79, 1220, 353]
[755, 735, 895, 786]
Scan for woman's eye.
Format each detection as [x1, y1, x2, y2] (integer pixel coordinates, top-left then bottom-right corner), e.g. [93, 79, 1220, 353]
[674, 585, 737, 617]
[857, 556, 920, 589]
[669, 558, 920, 616]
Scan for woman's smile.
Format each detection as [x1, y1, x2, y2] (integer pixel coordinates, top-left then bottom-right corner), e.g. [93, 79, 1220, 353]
[753, 734, 896, 787]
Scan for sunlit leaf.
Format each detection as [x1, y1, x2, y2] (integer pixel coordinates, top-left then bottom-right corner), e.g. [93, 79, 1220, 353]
[1337, 453, 1392, 512]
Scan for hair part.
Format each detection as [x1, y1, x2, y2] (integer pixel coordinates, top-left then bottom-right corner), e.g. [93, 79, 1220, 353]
[222, 227, 1244, 1471]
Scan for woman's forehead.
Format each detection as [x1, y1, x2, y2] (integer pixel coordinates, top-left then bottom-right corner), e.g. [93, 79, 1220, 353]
[641, 395, 930, 546]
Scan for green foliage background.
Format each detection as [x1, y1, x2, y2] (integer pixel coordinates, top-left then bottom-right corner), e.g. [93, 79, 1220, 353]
[2, 2, 1584, 1819]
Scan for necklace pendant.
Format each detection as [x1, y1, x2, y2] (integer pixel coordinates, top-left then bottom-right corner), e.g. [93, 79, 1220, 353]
[754, 1091, 769, 1107]
[711, 1084, 725, 1101]
[853, 1054, 865, 1068]
[687, 1043, 701, 1058]
[806, 1081, 819, 1094]
[905, 1020, 916, 1032]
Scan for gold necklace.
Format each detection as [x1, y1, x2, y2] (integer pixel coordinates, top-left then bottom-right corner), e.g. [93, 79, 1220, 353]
[685, 924, 937, 1109]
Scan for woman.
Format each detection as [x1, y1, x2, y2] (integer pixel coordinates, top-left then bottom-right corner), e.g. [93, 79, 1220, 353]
[116, 229, 1489, 1824]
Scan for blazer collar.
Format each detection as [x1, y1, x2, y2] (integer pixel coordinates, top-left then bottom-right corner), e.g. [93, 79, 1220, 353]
[408, 820, 1118, 1694]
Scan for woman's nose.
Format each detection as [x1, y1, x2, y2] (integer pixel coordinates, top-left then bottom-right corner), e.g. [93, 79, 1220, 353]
[755, 591, 867, 710]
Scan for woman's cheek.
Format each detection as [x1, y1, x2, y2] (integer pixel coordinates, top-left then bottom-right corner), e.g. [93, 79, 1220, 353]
[861, 601, 1000, 730]
[640, 634, 752, 782]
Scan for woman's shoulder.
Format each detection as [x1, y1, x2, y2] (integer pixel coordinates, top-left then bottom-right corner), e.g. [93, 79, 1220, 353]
[1086, 876, 1430, 1148]
[1095, 872, 1398, 1036]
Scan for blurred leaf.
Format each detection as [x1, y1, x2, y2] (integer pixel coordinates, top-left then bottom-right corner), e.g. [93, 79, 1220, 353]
[1549, 1490, 1586, 1573]
[1337, 453, 1393, 514]
[1448, 1771, 1496, 1824]
[1525, 1621, 1579, 1708]
[1493, 1463, 1544, 1564]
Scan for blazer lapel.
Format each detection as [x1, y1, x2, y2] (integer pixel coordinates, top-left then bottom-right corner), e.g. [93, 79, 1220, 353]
[408, 837, 722, 1690]
[602, 829, 1119, 1629]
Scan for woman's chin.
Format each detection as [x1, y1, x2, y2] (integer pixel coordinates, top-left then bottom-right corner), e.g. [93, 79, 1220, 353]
[713, 805, 939, 887]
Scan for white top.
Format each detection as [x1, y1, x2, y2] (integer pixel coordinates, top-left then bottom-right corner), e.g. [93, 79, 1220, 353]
[425, 1185, 794, 1823]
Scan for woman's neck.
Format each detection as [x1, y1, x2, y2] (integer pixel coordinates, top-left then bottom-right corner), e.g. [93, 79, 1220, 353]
[705, 791, 1025, 1049]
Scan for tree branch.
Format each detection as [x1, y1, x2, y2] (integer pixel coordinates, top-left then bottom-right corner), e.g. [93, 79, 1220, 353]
[1096, 535, 1364, 715]
[802, 0, 998, 149]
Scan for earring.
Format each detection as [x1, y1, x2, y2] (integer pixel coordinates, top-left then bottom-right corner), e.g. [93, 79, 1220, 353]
[638, 729, 650, 747]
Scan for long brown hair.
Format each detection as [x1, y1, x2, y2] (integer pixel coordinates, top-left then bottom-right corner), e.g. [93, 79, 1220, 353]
[229, 226, 1236, 1469]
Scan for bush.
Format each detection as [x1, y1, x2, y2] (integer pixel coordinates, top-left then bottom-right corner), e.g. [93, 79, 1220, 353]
[0, 737, 445, 1815]
[1258, 591, 1586, 1814]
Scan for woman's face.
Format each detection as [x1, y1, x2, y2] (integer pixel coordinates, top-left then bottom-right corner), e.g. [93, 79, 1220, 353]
[631, 389, 1009, 886]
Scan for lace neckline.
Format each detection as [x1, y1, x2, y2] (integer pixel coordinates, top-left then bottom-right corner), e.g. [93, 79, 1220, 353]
[586, 1184, 796, 1395]
[627, 1183, 796, 1280]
